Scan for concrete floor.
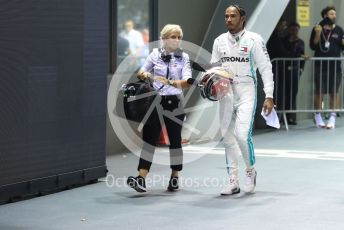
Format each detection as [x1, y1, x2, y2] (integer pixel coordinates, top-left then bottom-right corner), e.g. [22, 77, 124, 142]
[0, 117, 344, 230]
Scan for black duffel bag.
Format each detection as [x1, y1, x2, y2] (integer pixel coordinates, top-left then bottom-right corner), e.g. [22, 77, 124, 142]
[115, 80, 160, 123]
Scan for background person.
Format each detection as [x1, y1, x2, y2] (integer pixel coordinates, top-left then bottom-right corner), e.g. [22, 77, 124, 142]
[120, 20, 144, 55]
[282, 22, 307, 125]
[267, 18, 287, 113]
[309, 6, 344, 129]
[120, 20, 145, 70]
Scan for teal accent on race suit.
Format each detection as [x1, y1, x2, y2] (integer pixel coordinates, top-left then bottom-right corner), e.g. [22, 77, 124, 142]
[248, 49, 257, 166]
[225, 148, 230, 174]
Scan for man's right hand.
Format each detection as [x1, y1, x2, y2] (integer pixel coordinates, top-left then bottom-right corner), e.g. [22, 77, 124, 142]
[263, 98, 274, 116]
[314, 24, 322, 34]
[313, 25, 322, 45]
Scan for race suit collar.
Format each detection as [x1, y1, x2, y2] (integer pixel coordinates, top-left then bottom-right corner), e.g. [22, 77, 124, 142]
[228, 29, 246, 43]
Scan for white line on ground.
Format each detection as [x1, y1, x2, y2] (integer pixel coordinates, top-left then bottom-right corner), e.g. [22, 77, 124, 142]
[157, 146, 344, 161]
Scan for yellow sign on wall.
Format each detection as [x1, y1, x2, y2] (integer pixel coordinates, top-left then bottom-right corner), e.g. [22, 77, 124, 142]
[298, 0, 309, 7]
[297, 0, 309, 27]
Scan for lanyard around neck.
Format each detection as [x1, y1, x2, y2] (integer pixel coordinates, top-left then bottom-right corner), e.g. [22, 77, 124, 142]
[322, 29, 332, 41]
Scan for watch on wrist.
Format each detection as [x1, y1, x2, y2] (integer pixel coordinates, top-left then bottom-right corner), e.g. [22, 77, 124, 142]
[168, 79, 173, 86]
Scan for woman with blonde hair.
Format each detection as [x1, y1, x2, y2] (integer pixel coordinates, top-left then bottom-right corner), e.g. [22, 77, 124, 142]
[127, 24, 194, 192]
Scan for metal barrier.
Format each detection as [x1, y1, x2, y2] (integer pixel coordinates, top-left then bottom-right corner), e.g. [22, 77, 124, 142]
[271, 57, 344, 130]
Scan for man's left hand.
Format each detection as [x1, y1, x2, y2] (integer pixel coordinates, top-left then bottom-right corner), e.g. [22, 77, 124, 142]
[263, 97, 274, 115]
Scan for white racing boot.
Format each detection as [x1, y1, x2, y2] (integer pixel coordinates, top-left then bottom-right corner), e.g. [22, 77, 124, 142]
[244, 169, 257, 193]
[221, 177, 240, 195]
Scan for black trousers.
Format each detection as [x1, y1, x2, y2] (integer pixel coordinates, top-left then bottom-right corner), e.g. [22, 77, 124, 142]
[314, 61, 342, 94]
[138, 95, 185, 172]
[273, 61, 285, 110]
[283, 63, 301, 121]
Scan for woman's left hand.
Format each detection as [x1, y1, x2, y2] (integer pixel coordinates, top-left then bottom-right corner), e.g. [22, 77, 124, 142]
[154, 76, 169, 85]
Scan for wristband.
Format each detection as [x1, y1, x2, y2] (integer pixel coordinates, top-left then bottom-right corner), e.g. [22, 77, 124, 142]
[187, 78, 197, 85]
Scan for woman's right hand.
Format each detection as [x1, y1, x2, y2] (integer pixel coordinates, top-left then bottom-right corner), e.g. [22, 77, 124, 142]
[137, 71, 149, 81]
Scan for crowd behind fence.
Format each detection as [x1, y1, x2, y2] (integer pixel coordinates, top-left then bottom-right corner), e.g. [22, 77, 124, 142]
[272, 57, 344, 130]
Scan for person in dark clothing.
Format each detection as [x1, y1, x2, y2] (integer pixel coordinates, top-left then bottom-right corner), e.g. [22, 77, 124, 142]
[309, 6, 344, 129]
[267, 18, 288, 112]
[282, 22, 308, 125]
[117, 35, 130, 56]
[117, 35, 130, 65]
[267, 18, 288, 60]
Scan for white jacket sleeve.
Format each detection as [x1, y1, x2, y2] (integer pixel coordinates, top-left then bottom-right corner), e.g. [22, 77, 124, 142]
[252, 35, 274, 98]
[211, 38, 221, 64]
[182, 53, 192, 80]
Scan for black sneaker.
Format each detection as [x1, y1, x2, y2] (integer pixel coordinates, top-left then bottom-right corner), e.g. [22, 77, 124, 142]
[127, 176, 146, 193]
[167, 176, 179, 191]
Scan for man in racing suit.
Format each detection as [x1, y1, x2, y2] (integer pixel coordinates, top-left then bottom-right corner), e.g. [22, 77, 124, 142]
[211, 5, 274, 195]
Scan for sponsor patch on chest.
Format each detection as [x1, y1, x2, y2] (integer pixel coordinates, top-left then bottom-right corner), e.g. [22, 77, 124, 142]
[239, 46, 248, 53]
[220, 56, 249, 63]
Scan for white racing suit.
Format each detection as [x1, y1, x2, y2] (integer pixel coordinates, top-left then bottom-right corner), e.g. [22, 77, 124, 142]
[211, 29, 274, 178]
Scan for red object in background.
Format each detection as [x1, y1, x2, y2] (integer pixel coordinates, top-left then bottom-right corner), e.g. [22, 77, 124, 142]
[157, 126, 189, 145]
[158, 126, 169, 145]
